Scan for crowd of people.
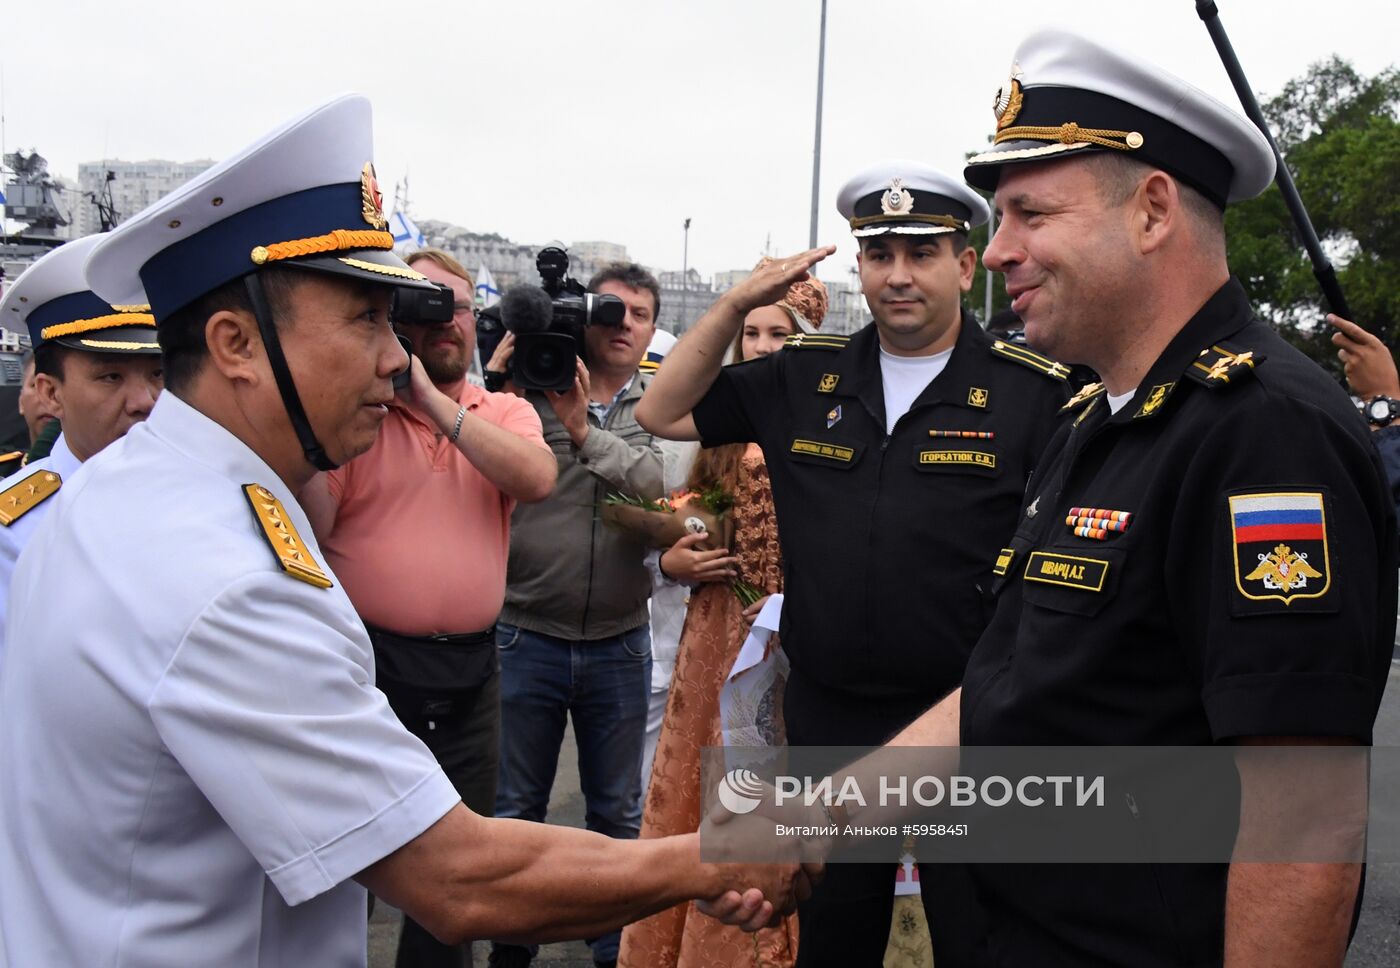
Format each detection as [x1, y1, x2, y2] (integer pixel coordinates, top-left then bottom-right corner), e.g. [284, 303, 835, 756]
[0, 24, 1396, 968]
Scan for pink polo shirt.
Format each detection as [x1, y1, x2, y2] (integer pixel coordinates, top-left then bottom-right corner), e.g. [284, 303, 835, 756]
[323, 382, 548, 636]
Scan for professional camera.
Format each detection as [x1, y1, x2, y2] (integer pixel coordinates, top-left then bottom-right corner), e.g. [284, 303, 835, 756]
[390, 281, 455, 327]
[388, 282, 455, 390]
[477, 247, 626, 392]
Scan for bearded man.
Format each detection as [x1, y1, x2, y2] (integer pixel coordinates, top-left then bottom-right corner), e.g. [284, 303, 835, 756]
[302, 246, 556, 968]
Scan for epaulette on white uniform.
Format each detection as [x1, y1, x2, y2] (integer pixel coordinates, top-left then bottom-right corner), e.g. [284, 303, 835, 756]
[784, 332, 850, 351]
[989, 339, 1071, 381]
[0, 467, 62, 527]
[242, 483, 333, 588]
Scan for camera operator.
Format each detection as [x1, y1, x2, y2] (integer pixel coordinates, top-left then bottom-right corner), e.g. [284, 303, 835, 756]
[487, 261, 664, 968]
[301, 248, 555, 968]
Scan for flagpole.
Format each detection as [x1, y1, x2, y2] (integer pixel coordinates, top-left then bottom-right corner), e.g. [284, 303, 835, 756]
[681, 217, 691, 334]
[808, 0, 828, 249]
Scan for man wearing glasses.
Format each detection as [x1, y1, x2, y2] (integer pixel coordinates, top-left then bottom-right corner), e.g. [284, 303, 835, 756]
[301, 247, 557, 968]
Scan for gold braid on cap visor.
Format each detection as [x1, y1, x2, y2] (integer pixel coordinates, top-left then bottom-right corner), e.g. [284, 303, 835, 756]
[250, 228, 394, 265]
[40, 311, 156, 341]
[994, 121, 1145, 152]
[847, 212, 969, 232]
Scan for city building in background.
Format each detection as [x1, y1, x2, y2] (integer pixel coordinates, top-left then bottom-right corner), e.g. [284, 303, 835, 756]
[72, 159, 214, 238]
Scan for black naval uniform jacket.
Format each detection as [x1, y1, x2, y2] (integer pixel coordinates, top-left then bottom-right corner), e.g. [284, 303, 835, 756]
[693, 312, 1070, 742]
[960, 279, 1398, 967]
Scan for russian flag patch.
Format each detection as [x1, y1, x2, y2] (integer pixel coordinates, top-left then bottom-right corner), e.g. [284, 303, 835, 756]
[1229, 492, 1331, 606]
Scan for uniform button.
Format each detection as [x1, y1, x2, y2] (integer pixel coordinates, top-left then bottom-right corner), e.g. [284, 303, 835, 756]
[579, 456, 590, 465]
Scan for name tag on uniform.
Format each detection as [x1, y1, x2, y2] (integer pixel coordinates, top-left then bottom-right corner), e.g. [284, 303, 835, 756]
[918, 449, 996, 469]
[1023, 551, 1109, 592]
[790, 438, 855, 463]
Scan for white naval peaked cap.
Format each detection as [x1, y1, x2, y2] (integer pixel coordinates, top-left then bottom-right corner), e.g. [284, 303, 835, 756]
[85, 93, 434, 322]
[836, 161, 990, 238]
[964, 29, 1275, 206]
[640, 328, 678, 373]
[0, 234, 159, 354]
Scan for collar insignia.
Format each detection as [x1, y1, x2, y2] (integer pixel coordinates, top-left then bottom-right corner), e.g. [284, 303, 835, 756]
[968, 387, 989, 409]
[1133, 382, 1176, 419]
[818, 373, 840, 393]
[361, 162, 387, 231]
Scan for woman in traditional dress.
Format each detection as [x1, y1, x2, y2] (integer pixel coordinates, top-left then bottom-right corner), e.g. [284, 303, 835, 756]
[618, 264, 827, 968]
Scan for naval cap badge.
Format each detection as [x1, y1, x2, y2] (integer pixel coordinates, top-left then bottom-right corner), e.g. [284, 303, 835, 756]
[880, 177, 915, 217]
[361, 162, 387, 231]
[994, 64, 1024, 130]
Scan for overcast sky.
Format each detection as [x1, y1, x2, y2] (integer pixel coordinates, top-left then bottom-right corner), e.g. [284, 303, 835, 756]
[3, 0, 1395, 282]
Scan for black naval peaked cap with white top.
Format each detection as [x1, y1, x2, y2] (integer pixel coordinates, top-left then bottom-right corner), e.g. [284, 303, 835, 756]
[0, 234, 160, 355]
[963, 29, 1276, 208]
[837, 161, 990, 239]
[85, 93, 437, 322]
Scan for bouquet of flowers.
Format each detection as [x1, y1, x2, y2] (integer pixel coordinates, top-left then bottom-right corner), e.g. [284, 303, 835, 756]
[601, 486, 764, 606]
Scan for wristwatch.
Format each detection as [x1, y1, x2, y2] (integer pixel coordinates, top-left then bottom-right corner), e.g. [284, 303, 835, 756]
[483, 370, 506, 393]
[1364, 395, 1400, 427]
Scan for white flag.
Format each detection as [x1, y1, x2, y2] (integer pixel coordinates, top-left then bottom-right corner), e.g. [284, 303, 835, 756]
[388, 210, 424, 251]
[475, 264, 501, 308]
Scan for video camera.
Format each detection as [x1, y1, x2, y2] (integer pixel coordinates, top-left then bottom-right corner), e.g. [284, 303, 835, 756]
[477, 246, 626, 392]
[388, 281, 455, 390]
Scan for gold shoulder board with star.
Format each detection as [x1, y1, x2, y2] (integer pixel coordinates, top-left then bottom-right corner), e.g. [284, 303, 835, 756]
[0, 470, 61, 527]
[990, 340, 1071, 381]
[1186, 340, 1263, 389]
[1059, 381, 1107, 413]
[784, 333, 850, 351]
[242, 484, 333, 589]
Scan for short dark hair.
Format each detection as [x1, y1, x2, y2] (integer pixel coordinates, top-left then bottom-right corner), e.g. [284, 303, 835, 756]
[33, 342, 70, 381]
[158, 267, 298, 392]
[587, 262, 660, 319]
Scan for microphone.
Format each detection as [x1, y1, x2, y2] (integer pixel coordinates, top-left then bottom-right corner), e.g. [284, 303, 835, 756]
[500, 285, 554, 334]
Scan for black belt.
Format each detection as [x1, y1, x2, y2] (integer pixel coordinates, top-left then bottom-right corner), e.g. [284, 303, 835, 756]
[367, 626, 495, 649]
[366, 623, 499, 724]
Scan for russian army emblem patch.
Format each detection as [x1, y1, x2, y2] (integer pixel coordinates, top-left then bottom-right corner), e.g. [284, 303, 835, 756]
[1229, 492, 1330, 606]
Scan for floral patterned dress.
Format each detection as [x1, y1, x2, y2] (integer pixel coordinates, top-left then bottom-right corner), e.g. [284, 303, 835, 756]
[618, 444, 794, 968]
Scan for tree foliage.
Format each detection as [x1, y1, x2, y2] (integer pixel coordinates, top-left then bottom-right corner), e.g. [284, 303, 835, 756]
[965, 58, 1400, 379]
[1226, 57, 1400, 374]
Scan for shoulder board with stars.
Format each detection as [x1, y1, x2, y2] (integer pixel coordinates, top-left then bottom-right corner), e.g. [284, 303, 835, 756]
[1059, 381, 1106, 413]
[1185, 341, 1264, 389]
[783, 333, 850, 351]
[242, 484, 333, 589]
[989, 340, 1071, 381]
[0, 469, 61, 527]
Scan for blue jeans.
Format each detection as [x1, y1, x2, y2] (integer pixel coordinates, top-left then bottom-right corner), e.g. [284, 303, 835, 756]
[493, 622, 652, 963]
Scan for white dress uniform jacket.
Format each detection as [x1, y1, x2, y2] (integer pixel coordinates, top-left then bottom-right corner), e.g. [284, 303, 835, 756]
[0, 432, 80, 666]
[0, 392, 461, 967]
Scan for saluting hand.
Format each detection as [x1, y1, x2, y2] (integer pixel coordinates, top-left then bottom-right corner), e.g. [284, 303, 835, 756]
[724, 246, 837, 315]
